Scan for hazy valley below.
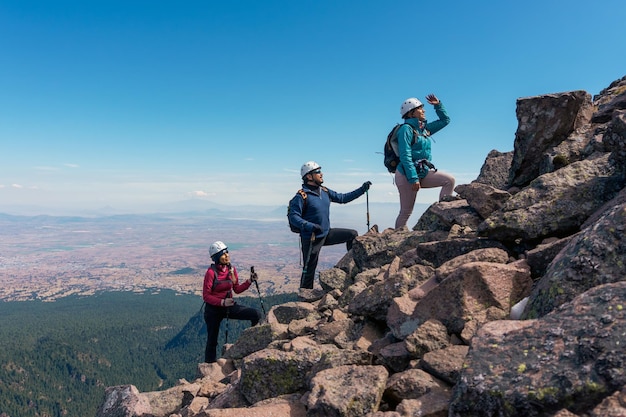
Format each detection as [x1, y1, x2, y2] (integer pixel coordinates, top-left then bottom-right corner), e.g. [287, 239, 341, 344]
[0, 201, 424, 302]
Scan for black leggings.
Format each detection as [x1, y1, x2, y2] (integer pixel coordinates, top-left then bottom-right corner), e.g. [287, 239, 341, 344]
[204, 303, 261, 363]
[299, 227, 357, 289]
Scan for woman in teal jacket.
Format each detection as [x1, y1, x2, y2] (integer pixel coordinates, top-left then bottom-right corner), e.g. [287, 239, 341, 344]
[395, 94, 455, 229]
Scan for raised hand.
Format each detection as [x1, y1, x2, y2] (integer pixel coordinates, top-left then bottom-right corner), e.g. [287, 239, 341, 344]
[426, 94, 440, 105]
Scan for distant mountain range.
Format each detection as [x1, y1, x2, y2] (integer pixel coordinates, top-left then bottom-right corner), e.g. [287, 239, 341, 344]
[0, 200, 430, 232]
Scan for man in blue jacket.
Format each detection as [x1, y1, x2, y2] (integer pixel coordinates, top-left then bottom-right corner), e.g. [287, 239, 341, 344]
[288, 161, 371, 289]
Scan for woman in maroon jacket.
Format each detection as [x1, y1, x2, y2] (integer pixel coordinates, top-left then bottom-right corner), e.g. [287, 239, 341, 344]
[203, 241, 261, 363]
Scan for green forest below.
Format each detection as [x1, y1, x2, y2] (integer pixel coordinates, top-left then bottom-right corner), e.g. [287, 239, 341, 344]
[0, 290, 297, 417]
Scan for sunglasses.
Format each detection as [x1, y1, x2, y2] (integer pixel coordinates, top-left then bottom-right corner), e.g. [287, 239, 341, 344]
[311, 169, 322, 175]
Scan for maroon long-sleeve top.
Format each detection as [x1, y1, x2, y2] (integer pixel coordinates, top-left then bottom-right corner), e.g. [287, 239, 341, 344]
[202, 263, 251, 306]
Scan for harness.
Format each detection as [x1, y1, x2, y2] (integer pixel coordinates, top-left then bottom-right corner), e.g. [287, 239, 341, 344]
[416, 159, 437, 173]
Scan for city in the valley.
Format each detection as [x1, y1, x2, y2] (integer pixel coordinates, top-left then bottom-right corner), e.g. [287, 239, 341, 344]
[0, 213, 347, 302]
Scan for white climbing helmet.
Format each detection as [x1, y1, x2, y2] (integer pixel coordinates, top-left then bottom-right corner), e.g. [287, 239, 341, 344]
[209, 241, 228, 261]
[400, 98, 423, 118]
[300, 161, 321, 178]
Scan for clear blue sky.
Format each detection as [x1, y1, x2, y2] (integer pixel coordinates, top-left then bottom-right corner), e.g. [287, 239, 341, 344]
[1, 0, 625, 214]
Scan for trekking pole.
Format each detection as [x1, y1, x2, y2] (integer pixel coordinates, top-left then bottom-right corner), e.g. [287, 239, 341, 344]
[366, 190, 370, 230]
[250, 266, 266, 316]
[222, 266, 235, 355]
[300, 233, 316, 288]
[221, 288, 232, 356]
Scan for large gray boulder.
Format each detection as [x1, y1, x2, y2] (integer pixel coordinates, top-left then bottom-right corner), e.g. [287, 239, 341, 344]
[388, 260, 532, 339]
[479, 153, 622, 242]
[523, 201, 626, 319]
[450, 282, 626, 416]
[307, 365, 388, 417]
[509, 90, 593, 187]
[474, 149, 513, 190]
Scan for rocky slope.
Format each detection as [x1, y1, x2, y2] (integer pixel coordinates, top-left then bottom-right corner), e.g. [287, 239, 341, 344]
[96, 75, 626, 417]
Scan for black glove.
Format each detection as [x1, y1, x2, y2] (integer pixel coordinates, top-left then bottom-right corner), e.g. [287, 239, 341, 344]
[362, 181, 372, 191]
[312, 224, 323, 235]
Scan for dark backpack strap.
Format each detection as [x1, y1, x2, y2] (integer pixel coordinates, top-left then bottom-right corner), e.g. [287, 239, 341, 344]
[210, 264, 220, 292]
[405, 123, 417, 146]
[297, 189, 307, 215]
[387, 123, 416, 150]
[298, 186, 328, 214]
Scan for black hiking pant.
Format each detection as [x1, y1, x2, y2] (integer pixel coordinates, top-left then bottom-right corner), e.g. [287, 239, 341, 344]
[204, 303, 261, 363]
[299, 227, 357, 289]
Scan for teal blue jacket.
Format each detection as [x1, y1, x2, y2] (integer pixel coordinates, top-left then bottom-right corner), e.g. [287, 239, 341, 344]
[397, 103, 450, 184]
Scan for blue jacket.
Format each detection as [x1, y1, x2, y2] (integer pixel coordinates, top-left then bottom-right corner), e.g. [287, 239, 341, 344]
[397, 103, 450, 184]
[288, 183, 367, 239]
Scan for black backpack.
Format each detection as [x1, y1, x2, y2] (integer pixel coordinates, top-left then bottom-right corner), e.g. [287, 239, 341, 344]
[287, 189, 308, 233]
[384, 123, 416, 173]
